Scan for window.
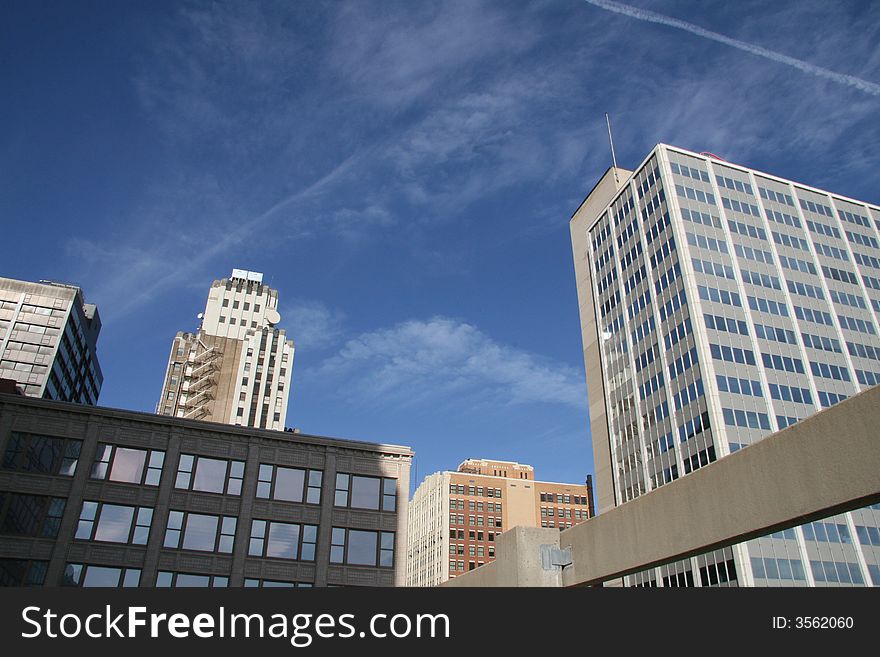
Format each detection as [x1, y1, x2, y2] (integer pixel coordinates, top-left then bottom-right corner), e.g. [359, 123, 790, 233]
[330, 528, 394, 567]
[91, 444, 164, 485]
[62, 564, 141, 587]
[0, 493, 65, 538]
[2, 432, 81, 476]
[243, 579, 312, 588]
[156, 572, 229, 587]
[75, 502, 152, 545]
[164, 511, 236, 553]
[256, 464, 322, 504]
[0, 559, 48, 586]
[176, 454, 245, 495]
[334, 474, 397, 511]
[248, 520, 317, 561]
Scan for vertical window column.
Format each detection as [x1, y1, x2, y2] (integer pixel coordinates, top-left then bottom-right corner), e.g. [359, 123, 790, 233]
[227, 443, 261, 587]
[139, 432, 181, 586]
[43, 430, 102, 585]
[312, 447, 337, 588]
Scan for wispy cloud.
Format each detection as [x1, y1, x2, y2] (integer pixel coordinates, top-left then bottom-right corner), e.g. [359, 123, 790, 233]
[309, 316, 586, 410]
[69, 150, 364, 321]
[583, 0, 880, 96]
[280, 299, 347, 352]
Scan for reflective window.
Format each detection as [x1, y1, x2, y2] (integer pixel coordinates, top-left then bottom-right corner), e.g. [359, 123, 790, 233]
[2, 432, 81, 476]
[91, 444, 164, 486]
[244, 579, 313, 588]
[330, 527, 394, 567]
[248, 520, 317, 561]
[334, 474, 397, 511]
[0, 493, 65, 538]
[163, 511, 236, 553]
[62, 564, 140, 587]
[256, 464, 322, 504]
[0, 559, 48, 586]
[156, 571, 228, 587]
[75, 502, 152, 545]
[175, 454, 244, 495]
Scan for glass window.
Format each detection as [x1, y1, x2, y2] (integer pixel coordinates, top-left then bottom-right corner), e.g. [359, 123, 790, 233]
[176, 454, 244, 495]
[243, 579, 312, 588]
[155, 571, 229, 588]
[351, 477, 380, 509]
[0, 559, 48, 586]
[164, 511, 236, 553]
[329, 528, 394, 568]
[63, 564, 141, 587]
[334, 474, 398, 511]
[334, 474, 349, 506]
[193, 458, 227, 493]
[75, 502, 152, 545]
[248, 520, 317, 561]
[0, 493, 66, 538]
[256, 464, 322, 503]
[267, 522, 300, 559]
[91, 444, 165, 486]
[2, 432, 81, 476]
[182, 514, 217, 551]
[348, 530, 377, 565]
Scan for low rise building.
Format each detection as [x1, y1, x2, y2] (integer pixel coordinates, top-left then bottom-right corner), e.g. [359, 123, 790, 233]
[0, 392, 412, 587]
[406, 459, 593, 586]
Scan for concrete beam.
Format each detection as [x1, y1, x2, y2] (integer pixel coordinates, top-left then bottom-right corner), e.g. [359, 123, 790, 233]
[562, 385, 880, 586]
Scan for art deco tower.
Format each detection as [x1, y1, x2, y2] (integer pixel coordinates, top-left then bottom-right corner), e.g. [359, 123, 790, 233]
[157, 269, 294, 430]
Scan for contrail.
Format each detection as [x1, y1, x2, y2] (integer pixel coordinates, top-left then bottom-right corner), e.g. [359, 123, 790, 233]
[583, 0, 880, 97]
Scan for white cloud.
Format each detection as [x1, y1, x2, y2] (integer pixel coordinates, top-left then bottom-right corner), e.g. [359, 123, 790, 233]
[280, 299, 347, 351]
[311, 316, 585, 409]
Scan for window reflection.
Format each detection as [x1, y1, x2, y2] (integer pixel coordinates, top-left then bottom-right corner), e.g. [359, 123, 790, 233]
[92, 445, 165, 486]
[181, 514, 218, 551]
[347, 530, 377, 565]
[164, 511, 236, 553]
[176, 454, 244, 496]
[109, 448, 146, 483]
[274, 468, 305, 502]
[193, 458, 227, 494]
[63, 564, 140, 587]
[257, 465, 322, 504]
[334, 474, 397, 512]
[249, 520, 316, 561]
[0, 493, 66, 538]
[266, 523, 300, 559]
[330, 527, 395, 568]
[2, 432, 81, 476]
[76, 502, 151, 545]
[351, 477, 380, 510]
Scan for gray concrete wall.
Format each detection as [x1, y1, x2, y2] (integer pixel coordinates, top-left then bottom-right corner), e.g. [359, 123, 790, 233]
[441, 526, 562, 587]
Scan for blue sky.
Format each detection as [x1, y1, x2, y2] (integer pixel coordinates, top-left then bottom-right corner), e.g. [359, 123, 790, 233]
[2, 0, 878, 492]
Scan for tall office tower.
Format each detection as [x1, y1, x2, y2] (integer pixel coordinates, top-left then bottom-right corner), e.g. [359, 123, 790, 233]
[0, 277, 102, 404]
[157, 269, 294, 430]
[570, 144, 880, 587]
[406, 459, 593, 586]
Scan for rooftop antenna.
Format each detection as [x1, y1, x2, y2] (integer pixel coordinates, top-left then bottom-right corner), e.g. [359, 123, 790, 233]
[605, 112, 620, 184]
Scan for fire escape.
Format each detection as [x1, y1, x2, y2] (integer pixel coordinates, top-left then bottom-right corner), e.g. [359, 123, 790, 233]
[179, 339, 220, 421]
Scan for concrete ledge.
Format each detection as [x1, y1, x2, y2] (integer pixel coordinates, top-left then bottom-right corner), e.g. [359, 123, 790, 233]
[561, 385, 880, 586]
